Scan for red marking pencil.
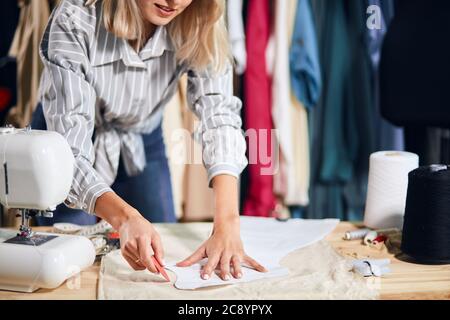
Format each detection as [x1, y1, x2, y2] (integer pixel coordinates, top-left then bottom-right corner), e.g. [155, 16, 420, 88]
[151, 255, 170, 282]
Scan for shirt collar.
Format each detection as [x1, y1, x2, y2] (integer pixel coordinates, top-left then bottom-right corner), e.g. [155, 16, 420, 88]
[139, 26, 175, 61]
[92, 24, 174, 69]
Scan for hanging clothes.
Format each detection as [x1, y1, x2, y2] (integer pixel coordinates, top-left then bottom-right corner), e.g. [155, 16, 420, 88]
[308, 0, 349, 220]
[381, 0, 450, 128]
[162, 75, 215, 222]
[7, 0, 50, 128]
[290, 0, 322, 110]
[182, 80, 215, 222]
[162, 78, 187, 220]
[365, 0, 404, 152]
[0, 2, 20, 57]
[288, 0, 320, 206]
[380, 0, 450, 163]
[273, 0, 318, 207]
[242, 0, 276, 217]
[0, 1, 20, 127]
[315, 0, 354, 185]
[227, 0, 247, 76]
[308, 0, 377, 221]
[272, 0, 294, 205]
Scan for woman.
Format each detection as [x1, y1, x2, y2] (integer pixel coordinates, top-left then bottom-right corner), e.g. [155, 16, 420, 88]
[38, 0, 266, 281]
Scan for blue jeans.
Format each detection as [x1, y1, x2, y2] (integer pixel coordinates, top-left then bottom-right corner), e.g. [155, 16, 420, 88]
[32, 104, 176, 225]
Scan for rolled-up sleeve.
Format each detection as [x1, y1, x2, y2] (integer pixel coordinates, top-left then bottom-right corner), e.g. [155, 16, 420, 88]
[39, 9, 112, 214]
[186, 65, 248, 187]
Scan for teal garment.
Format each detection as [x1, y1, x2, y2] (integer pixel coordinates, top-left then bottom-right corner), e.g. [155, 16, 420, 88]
[289, 0, 322, 109]
[318, 0, 353, 184]
[307, 0, 376, 221]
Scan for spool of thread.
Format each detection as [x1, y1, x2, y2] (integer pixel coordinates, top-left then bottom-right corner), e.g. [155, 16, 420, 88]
[401, 165, 450, 264]
[344, 228, 399, 241]
[344, 229, 371, 241]
[363, 231, 379, 246]
[364, 151, 419, 229]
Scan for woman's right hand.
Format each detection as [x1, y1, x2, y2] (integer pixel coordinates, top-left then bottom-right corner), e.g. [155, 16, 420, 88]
[94, 191, 164, 273]
[118, 210, 164, 272]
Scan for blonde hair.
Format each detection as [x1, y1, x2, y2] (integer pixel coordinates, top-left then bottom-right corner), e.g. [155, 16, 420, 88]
[85, 0, 230, 72]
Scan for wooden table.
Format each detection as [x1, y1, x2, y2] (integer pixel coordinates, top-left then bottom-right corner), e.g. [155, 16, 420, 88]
[0, 223, 449, 300]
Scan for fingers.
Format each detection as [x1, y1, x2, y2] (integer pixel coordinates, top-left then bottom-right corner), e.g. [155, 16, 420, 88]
[219, 254, 232, 281]
[122, 240, 145, 269]
[244, 255, 267, 273]
[137, 236, 157, 273]
[151, 233, 165, 266]
[177, 246, 206, 267]
[201, 254, 220, 280]
[231, 255, 243, 279]
[122, 249, 146, 271]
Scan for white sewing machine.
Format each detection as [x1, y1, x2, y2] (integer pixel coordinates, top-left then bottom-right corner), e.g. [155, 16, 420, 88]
[0, 126, 95, 293]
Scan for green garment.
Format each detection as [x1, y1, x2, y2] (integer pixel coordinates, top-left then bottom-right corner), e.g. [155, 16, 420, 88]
[307, 0, 375, 221]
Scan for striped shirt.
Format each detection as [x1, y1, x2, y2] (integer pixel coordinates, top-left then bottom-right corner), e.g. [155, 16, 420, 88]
[38, 0, 247, 214]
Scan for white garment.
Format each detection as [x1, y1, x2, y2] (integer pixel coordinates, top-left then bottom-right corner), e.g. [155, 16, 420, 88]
[272, 0, 294, 165]
[272, 0, 311, 206]
[227, 0, 246, 75]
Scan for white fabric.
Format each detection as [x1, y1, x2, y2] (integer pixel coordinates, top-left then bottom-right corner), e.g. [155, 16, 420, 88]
[272, 0, 294, 165]
[165, 217, 339, 289]
[272, 0, 311, 206]
[352, 259, 391, 277]
[227, 0, 246, 75]
[99, 235, 378, 299]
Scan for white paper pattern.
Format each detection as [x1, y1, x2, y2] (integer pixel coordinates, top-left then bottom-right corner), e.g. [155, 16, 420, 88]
[165, 217, 339, 290]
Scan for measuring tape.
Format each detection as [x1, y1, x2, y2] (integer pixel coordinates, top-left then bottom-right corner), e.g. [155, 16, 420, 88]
[53, 220, 113, 237]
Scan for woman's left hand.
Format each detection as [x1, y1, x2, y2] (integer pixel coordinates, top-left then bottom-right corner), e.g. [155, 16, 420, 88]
[177, 217, 267, 281]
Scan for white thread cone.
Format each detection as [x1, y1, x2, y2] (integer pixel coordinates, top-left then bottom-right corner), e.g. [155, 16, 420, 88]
[364, 151, 419, 229]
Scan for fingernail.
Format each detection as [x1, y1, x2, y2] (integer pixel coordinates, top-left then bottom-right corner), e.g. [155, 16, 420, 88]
[237, 273, 242, 278]
[161, 259, 166, 266]
[224, 274, 231, 281]
[202, 274, 210, 280]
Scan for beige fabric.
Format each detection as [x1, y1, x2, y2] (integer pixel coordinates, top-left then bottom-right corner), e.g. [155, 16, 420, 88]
[182, 164, 214, 222]
[162, 81, 187, 219]
[98, 223, 378, 300]
[7, 0, 50, 128]
[180, 80, 214, 222]
[162, 76, 214, 221]
[289, 97, 310, 205]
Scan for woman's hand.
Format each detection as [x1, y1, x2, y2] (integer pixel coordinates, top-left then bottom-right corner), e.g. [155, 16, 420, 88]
[95, 191, 164, 273]
[118, 210, 164, 273]
[177, 175, 267, 280]
[177, 216, 267, 280]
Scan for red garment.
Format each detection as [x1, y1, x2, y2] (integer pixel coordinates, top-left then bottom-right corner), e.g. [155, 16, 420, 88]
[0, 88, 12, 112]
[243, 0, 276, 217]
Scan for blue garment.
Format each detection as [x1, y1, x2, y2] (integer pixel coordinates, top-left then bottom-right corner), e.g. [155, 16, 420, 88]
[289, 0, 322, 109]
[112, 123, 176, 224]
[366, 0, 389, 70]
[289, 206, 306, 219]
[32, 103, 176, 226]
